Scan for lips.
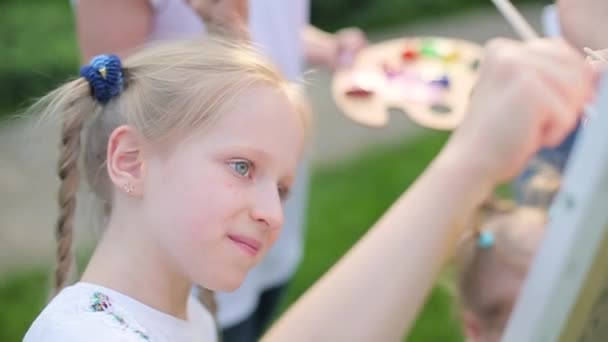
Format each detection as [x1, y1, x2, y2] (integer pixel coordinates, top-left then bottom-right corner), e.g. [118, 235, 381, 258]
[227, 234, 262, 257]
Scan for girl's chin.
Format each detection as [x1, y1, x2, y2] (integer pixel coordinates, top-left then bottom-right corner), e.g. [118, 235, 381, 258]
[195, 272, 247, 293]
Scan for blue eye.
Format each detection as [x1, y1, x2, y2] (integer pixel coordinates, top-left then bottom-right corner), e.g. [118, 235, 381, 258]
[230, 160, 252, 177]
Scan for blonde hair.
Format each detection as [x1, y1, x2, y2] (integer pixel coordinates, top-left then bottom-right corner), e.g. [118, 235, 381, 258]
[519, 160, 561, 209]
[29, 37, 311, 297]
[456, 201, 546, 328]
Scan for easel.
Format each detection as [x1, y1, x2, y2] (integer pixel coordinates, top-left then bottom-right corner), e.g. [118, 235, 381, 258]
[503, 74, 608, 341]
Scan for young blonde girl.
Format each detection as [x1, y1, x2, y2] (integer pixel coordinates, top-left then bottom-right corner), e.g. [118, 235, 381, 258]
[457, 168, 561, 342]
[25, 37, 307, 341]
[24, 35, 593, 341]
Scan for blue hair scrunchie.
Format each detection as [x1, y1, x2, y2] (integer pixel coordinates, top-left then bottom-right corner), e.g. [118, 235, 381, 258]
[477, 231, 495, 249]
[79, 54, 124, 104]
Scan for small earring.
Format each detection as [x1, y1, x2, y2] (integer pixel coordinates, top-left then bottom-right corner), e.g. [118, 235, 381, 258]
[123, 183, 134, 194]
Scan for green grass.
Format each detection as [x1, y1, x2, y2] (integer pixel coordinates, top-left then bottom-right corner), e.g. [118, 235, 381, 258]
[0, 1, 78, 67]
[0, 0, 79, 116]
[311, 0, 545, 31]
[0, 270, 48, 342]
[0, 132, 464, 342]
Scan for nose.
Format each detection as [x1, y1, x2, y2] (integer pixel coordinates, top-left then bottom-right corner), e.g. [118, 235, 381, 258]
[250, 182, 284, 231]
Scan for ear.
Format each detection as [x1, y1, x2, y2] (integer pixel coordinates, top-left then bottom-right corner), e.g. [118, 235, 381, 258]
[106, 125, 146, 197]
[462, 309, 482, 342]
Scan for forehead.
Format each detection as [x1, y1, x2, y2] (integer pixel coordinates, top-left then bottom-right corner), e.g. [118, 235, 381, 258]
[188, 84, 305, 170]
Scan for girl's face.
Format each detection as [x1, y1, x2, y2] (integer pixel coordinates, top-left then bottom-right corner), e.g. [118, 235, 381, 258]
[143, 84, 305, 291]
[463, 212, 546, 342]
[466, 265, 529, 342]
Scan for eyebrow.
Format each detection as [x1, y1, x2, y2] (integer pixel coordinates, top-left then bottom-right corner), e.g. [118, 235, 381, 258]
[229, 144, 272, 160]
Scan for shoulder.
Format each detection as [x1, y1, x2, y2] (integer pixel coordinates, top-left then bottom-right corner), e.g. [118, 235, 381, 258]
[188, 295, 218, 339]
[24, 286, 149, 342]
[24, 309, 138, 342]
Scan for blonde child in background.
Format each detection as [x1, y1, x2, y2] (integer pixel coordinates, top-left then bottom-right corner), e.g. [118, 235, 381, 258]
[23, 34, 593, 341]
[457, 168, 561, 342]
[458, 5, 608, 328]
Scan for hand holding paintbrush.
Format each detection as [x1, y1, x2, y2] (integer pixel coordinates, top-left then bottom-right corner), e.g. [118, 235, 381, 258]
[490, 0, 602, 122]
[490, 0, 604, 64]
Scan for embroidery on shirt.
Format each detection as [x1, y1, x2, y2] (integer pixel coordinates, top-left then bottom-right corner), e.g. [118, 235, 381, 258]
[89, 291, 150, 340]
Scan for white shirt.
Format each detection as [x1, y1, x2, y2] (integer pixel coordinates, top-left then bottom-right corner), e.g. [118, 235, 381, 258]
[147, 0, 308, 82]
[541, 4, 561, 37]
[24, 282, 217, 342]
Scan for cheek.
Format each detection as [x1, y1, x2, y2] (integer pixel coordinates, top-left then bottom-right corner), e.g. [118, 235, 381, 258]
[268, 228, 281, 245]
[152, 161, 249, 243]
[260, 228, 282, 258]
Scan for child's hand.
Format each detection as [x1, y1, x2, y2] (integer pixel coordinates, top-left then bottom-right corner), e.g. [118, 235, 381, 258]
[333, 27, 368, 68]
[448, 38, 595, 184]
[186, 0, 249, 39]
[303, 26, 368, 71]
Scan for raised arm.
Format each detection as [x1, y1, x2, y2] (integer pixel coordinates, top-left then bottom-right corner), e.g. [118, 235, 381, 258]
[264, 38, 594, 341]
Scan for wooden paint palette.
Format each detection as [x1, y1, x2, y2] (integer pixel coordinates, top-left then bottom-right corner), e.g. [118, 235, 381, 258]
[332, 37, 483, 131]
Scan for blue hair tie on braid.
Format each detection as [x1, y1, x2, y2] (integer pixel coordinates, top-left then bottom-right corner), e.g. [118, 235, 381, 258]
[79, 54, 124, 104]
[477, 231, 495, 249]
